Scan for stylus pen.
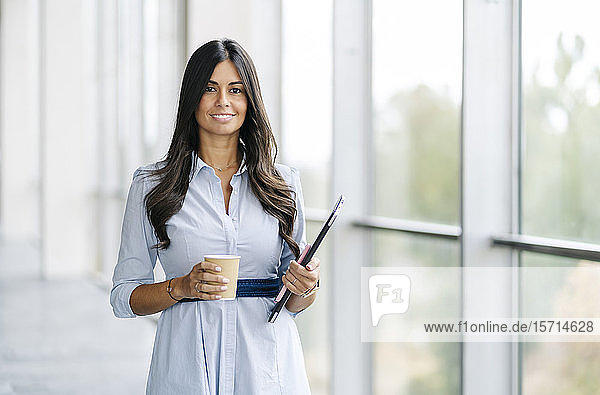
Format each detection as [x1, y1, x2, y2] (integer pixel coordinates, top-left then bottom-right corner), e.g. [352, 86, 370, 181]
[268, 195, 345, 323]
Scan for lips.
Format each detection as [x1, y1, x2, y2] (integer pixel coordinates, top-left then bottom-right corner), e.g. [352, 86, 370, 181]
[210, 113, 236, 121]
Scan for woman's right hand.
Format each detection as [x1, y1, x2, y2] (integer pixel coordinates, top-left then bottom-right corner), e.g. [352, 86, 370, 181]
[172, 261, 230, 300]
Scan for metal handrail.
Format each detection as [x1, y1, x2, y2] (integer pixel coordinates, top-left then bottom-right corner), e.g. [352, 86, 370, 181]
[492, 233, 600, 262]
[306, 207, 600, 262]
[353, 215, 461, 239]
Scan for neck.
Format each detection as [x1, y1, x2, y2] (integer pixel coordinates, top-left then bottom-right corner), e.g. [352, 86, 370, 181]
[198, 131, 240, 168]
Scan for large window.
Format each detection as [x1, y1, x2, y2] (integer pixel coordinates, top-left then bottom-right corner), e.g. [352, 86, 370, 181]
[522, 0, 600, 244]
[373, 231, 460, 393]
[520, 253, 600, 394]
[282, 1, 333, 394]
[371, 0, 463, 393]
[281, 0, 333, 211]
[521, 1, 600, 393]
[372, 0, 462, 224]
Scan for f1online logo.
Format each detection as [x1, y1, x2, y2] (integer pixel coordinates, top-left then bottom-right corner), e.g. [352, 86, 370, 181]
[368, 275, 411, 326]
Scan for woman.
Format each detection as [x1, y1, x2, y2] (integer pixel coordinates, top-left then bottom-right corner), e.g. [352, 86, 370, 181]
[110, 38, 320, 394]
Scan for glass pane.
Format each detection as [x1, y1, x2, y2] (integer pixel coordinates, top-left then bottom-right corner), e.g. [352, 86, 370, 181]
[372, 231, 460, 394]
[374, 231, 460, 269]
[522, 0, 600, 243]
[521, 252, 600, 394]
[281, 2, 332, 391]
[372, 0, 462, 224]
[295, 221, 331, 395]
[281, 0, 333, 210]
[374, 342, 460, 395]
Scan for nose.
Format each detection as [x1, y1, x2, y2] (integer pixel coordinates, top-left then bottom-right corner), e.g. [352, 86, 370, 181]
[216, 90, 230, 107]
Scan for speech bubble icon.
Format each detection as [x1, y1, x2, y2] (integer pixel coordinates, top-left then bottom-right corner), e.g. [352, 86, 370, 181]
[369, 274, 411, 326]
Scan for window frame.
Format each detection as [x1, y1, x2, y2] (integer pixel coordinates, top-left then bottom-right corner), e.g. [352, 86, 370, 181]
[319, 0, 600, 394]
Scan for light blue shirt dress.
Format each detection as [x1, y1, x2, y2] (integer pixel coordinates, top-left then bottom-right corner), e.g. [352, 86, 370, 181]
[110, 153, 312, 394]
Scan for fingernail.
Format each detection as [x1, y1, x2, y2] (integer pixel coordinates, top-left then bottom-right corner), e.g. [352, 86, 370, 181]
[215, 266, 222, 272]
[223, 278, 230, 283]
[216, 295, 221, 299]
[307, 264, 313, 270]
[220, 285, 228, 290]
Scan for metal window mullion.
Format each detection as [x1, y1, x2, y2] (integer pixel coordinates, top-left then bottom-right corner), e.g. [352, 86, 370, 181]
[37, 0, 46, 279]
[462, 0, 516, 394]
[511, 0, 523, 394]
[331, 0, 371, 393]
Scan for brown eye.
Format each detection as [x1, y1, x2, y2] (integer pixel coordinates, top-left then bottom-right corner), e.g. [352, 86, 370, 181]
[204, 86, 216, 93]
[230, 87, 243, 94]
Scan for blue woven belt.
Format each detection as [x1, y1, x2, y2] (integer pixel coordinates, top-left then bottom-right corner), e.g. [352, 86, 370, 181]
[236, 278, 281, 297]
[179, 278, 281, 302]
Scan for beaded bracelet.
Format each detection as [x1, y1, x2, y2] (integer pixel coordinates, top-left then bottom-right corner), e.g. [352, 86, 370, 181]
[166, 278, 181, 302]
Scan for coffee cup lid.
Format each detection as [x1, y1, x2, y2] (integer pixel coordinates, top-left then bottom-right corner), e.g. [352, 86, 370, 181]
[204, 254, 241, 259]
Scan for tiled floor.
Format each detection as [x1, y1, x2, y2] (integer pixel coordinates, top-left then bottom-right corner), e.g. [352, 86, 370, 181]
[0, 241, 156, 394]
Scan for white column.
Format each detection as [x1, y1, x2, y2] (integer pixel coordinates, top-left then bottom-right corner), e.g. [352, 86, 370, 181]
[96, 0, 186, 281]
[0, 0, 41, 243]
[143, 0, 187, 162]
[82, 0, 101, 275]
[247, 0, 282, 143]
[331, 0, 371, 394]
[97, 0, 122, 281]
[461, 0, 518, 393]
[117, 0, 145, 180]
[41, 0, 94, 278]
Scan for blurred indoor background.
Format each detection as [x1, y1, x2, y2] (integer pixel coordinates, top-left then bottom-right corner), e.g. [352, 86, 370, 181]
[1, 0, 600, 394]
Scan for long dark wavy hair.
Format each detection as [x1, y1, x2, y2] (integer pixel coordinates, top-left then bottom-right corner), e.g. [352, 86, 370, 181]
[142, 38, 300, 260]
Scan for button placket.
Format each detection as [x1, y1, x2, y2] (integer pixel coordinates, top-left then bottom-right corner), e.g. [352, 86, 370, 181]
[209, 173, 228, 242]
[217, 177, 226, 213]
[229, 176, 240, 228]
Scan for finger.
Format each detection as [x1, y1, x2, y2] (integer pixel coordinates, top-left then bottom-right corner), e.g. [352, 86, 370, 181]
[305, 257, 320, 271]
[295, 269, 320, 284]
[195, 261, 223, 273]
[291, 258, 319, 273]
[282, 271, 304, 295]
[198, 292, 222, 301]
[180, 292, 220, 301]
[285, 273, 315, 296]
[284, 267, 302, 284]
[189, 284, 226, 301]
[283, 270, 309, 295]
[290, 260, 320, 282]
[190, 272, 230, 284]
[194, 281, 229, 294]
[288, 262, 315, 284]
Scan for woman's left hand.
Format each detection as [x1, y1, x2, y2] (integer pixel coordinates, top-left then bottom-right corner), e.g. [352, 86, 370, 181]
[283, 257, 320, 296]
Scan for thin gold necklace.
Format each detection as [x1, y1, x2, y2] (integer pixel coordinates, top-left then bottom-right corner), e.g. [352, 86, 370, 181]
[204, 157, 238, 172]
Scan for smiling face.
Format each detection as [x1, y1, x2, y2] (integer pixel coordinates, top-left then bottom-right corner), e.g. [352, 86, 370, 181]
[195, 59, 248, 138]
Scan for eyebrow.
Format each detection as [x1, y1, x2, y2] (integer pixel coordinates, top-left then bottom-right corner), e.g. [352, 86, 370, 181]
[207, 80, 244, 86]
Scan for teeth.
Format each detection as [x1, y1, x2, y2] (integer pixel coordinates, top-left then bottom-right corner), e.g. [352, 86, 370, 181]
[212, 114, 234, 119]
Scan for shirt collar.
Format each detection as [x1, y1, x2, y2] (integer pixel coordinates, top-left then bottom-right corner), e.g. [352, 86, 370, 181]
[190, 151, 247, 181]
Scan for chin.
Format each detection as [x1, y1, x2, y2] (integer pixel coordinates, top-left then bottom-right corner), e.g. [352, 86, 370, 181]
[207, 128, 240, 137]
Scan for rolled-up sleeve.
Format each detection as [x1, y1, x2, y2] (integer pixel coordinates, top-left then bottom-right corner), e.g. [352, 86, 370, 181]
[110, 168, 158, 318]
[277, 166, 311, 319]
